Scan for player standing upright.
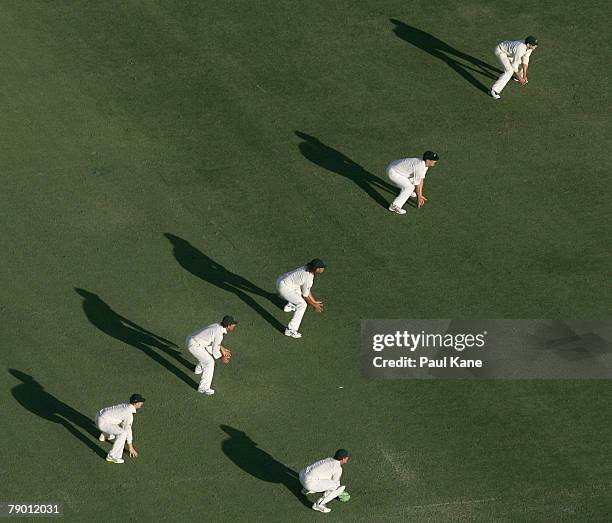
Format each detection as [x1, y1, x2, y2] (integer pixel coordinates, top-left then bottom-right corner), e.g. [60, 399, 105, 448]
[387, 151, 439, 215]
[277, 259, 325, 339]
[490, 36, 538, 99]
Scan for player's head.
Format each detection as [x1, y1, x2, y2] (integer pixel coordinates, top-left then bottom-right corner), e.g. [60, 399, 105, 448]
[221, 315, 238, 331]
[423, 150, 439, 167]
[334, 449, 351, 464]
[129, 393, 146, 410]
[306, 258, 326, 274]
[525, 36, 538, 49]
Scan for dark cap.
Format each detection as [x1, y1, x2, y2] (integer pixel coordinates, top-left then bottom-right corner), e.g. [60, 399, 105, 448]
[423, 151, 439, 161]
[334, 449, 350, 460]
[221, 315, 238, 327]
[525, 36, 538, 45]
[129, 393, 146, 404]
[307, 258, 326, 270]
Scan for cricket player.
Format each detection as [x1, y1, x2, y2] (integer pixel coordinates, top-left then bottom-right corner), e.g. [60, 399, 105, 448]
[490, 36, 538, 99]
[299, 449, 351, 514]
[95, 394, 145, 464]
[276, 259, 325, 338]
[387, 151, 439, 215]
[186, 315, 236, 395]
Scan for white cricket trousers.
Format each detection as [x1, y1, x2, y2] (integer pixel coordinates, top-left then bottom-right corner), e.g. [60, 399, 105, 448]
[491, 47, 515, 93]
[387, 168, 415, 209]
[96, 415, 128, 460]
[187, 339, 215, 391]
[277, 283, 307, 331]
[299, 472, 345, 504]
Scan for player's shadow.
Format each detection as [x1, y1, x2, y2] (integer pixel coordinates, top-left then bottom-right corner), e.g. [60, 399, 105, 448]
[390, 19, 500, 94]
[165, 233, 285, 333]
[295, 131, 395, 209]
[9, 369, 106, 458]
[220, 425, 311, 508]
[74, 288, 197, 389]
[529, 321, 611, 361]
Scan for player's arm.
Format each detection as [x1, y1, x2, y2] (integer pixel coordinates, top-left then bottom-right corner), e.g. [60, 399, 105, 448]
[416, 180, 427, 208]
[521, 62, 529, 83]
[126, 421, 138, 457]
[512, 55, 526, 83]
[304, 293, 323, 312]
[211, 332, 223, 359]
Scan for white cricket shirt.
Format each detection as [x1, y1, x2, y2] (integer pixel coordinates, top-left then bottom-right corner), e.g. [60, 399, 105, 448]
[277, 266, 314, 297]
[300, 457, 343, 482]
[188, 323, 227, 359]
[387, 157, 428, 186]
[496, 40, 534, 71]
[96, 403, 137, 444]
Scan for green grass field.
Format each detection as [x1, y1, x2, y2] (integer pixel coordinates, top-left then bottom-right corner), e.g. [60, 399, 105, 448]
[1, 1, 611, 521]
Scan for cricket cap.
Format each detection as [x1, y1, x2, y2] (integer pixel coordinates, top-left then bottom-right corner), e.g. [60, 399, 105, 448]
[221, 315, 238, 327]
[525, 36, 538, 45]
[334, 449, 351, 460]
[129, 393, 146, 404]
[423, 150, 439, 161]
[307, 258, 326, 269]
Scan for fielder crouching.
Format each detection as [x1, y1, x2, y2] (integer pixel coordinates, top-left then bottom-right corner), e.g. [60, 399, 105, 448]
[186, 315, 236, 395]
[299, 449, 351, 513]
[95, 393, 145, 464]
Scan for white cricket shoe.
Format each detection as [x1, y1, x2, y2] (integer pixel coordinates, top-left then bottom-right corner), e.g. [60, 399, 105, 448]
[198, 388, 215, 395]
[283, 303, 297, 313]
[194, 364, 203, 375]
[312, 503, 331, 513]
[99, 433, 116, 442]
[388, 205, 407, 215]
[105, 455, 124, 464]
[284, 329, 302, 338]
[490, 89, 501, 99]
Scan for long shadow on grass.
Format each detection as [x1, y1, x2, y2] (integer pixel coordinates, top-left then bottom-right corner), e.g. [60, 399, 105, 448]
[9, 369, 106, 458]
[220, 425, 311, 508]
[390, 19, 500, 94]
[165, 234, 285, 333]
[74, 288, 196, 389]
[295, 131, 395, 209]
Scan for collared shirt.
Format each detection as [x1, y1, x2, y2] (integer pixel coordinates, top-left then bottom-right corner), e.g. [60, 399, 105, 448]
[496, 40, 534, 71]
[277, 266, 314, 298]
[387, 157, 428, 186]
[188, 323, 227, 359]
[96, 403, 137, 444]
[300, 458, 343, 482]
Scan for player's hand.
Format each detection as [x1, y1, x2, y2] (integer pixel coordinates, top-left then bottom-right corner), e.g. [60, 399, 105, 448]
[129, 446, 138, 458]
[519, 77, 527, 85]
[417, 195, 427, 208]
[220, 347, 232, 364]
[313, 301, 324, 313]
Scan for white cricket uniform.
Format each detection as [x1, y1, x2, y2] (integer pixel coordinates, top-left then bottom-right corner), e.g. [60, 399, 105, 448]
[299, 458, 346, 505]
[95, 403, 136, 460]
[186, 323, 227, 392]
[387, 157, 428, 209]
[492, 40, 534, 93]
[276, 267, 314, 331]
